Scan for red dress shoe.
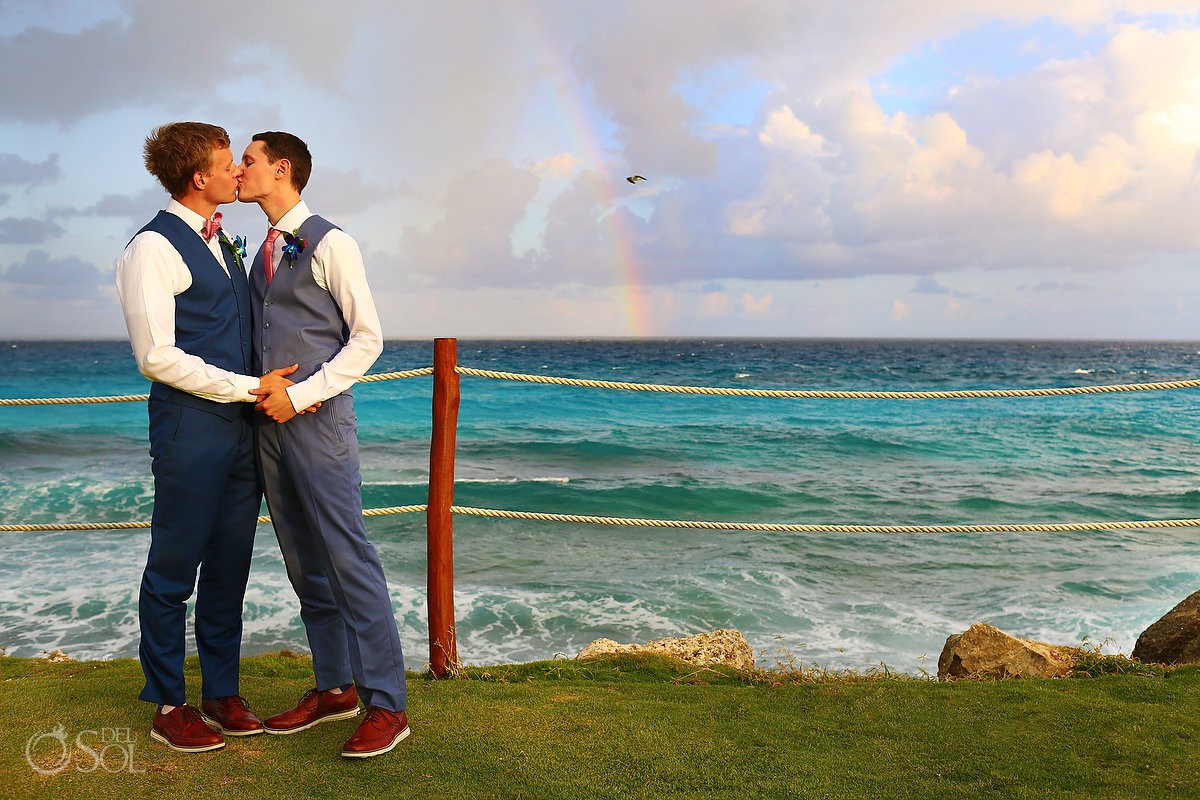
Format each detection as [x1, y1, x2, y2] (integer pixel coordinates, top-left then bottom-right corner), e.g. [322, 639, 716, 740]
[150, 705, 225, 753]
[200, 695, 264, 736]
[341, 706, 410, 758]
[263, 685, 360, 735]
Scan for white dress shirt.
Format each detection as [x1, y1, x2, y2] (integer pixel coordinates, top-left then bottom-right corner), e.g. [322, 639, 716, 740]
[267, 200, 384, 413]
[114, 200, 258, 403]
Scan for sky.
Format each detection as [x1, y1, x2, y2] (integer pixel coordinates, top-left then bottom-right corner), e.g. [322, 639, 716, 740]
[1, 0, 1199, 340]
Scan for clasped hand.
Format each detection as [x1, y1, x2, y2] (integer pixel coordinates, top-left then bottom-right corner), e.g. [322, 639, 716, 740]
[249, 363, 322, 423]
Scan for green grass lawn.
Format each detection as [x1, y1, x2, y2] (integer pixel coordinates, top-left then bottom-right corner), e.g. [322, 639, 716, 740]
[1, 652, 1196, 799]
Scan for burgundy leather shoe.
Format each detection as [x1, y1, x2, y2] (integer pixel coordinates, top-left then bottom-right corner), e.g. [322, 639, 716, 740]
[263, 685, 360, 735]
[341, 706, 410, 758]
[200, 695, 264, 736]
[150, 705, 225, 753]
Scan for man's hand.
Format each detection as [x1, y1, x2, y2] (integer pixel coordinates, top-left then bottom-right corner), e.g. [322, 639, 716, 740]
[256, 363, 298, 394]
[250, 364, 321, 422]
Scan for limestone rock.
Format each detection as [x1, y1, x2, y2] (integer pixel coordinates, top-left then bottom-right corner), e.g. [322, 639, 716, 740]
[1132, 590, 1200, 665]
[577, 629, 754, 672]
[937, 623, 1080, 680]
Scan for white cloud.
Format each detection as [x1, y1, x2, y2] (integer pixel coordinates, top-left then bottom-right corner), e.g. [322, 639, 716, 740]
[532, 153, 580, 180]
[0, 153, 61, 187]
[699, 291, 731, 317]
[913, 277, 950, 294]
[2, 2, 1200, 337]
[740, 291, 773, 317]
[0, 216, 64, 244]
[2, 249, 105, 299]
[399, 158, 540, 287]
[724, 21, 1200, 281]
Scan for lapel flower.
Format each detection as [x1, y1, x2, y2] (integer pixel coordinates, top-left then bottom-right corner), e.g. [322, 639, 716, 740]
[218, 230, 247, 269]
[282, 229, 307, 267]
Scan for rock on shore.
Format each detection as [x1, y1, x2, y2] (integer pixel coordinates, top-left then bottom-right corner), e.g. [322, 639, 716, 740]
[577, 629, 755, 672]
[938, 623, 1081, 680]
[1132, 589, 1200, 665]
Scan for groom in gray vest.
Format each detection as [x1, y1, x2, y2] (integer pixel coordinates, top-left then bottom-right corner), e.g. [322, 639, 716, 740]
[238, 131, 410, 759]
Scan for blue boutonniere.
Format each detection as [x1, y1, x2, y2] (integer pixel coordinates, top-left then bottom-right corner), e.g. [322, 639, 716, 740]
[281, 230, 307, 267]
[218, 230, 247, 269]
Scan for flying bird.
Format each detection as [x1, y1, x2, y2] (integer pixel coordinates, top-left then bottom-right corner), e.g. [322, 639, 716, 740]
[626, 175, 646, 184]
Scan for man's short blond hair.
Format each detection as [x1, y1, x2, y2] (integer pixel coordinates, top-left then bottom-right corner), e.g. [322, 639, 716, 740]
[144, 122, 231, 199]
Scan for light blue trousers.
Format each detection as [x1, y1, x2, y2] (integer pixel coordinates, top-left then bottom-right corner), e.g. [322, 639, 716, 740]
[256, 394, 407, 711]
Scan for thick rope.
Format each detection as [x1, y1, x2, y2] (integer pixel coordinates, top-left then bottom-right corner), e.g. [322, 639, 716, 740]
[4, 503, 1198, 534]
[0, 393, 152, 406]
[0, 504, 429, 532]
[354, 367, 434, 383]
[447, 506, 1200, 533]
[363, 504, 428, 517]
[6, 365, 1200, 405]
[455, 367, 1200, 400]
[0, 367, 435, 406]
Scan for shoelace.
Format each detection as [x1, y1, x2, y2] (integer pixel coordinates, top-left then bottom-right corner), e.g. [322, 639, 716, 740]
[362, 707, 398, 728]
[179, 706, 208, 727]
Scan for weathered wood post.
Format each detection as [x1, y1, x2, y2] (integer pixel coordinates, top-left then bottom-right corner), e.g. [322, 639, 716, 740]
[427, 337, 460, 677]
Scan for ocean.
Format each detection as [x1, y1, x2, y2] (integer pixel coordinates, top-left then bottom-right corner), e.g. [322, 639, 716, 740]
[2, 338, 1200, 674]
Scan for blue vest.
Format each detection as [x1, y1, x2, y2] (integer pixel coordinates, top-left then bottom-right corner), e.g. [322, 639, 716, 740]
[137, 211, 253, 410]
[250, 215, 351, 394]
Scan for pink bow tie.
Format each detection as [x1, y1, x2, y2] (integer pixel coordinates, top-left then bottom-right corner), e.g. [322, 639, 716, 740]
[201, 212, 223, 241]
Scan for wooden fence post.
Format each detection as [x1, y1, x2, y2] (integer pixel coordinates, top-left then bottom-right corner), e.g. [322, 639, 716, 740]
[427, 337, 460, 677]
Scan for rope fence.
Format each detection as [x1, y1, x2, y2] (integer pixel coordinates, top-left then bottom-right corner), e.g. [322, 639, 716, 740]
[4, 504, 1200, 535]
[0, 392, 152, 406]
[0, 367, 435, 406]
[0, 504, 429, 532]
[4, 365, 1200, 406]
[455, 367, 1200, 399]
[446, 506, 1200, 534]
[5, 360, 1200, 534]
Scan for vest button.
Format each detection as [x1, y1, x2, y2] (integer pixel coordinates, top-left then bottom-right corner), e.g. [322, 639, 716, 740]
[262, 345, 269, 351]
[264, 322, 270, 328]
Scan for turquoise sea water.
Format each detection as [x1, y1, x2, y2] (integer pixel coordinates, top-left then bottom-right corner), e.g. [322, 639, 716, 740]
[2, 338, 1200, 672]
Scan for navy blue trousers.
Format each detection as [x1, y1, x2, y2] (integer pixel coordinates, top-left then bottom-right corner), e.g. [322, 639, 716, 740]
[138, 392, 260, 706]
[256, 394, 407, 711]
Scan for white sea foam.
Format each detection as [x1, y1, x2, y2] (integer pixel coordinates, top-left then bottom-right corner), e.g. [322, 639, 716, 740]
[0, 538, 143, 659]
[441, 585, 688, 665]
[3, 526, 1197, 673]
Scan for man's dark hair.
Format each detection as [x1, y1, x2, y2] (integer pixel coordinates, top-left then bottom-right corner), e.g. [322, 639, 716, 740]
[252, 131, 313, 193]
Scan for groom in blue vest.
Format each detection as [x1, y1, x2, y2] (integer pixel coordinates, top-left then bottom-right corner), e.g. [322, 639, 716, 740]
[238, 131, 410, 759]
[115, 122, 306, 752]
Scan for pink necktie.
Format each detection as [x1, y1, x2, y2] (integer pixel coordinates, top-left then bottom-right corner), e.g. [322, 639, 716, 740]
[201, 212, 223, 241]
[263, 228, 281, 285]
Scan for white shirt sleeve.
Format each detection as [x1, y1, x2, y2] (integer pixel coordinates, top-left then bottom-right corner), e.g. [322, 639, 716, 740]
[115, 231, 259, 403]
[284, 228, 384, 411]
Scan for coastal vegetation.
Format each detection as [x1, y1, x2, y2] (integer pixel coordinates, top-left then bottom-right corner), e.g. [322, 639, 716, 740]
[2, 650, 1197, 799]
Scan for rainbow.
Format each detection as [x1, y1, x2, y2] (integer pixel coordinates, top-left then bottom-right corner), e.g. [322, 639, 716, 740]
[526, 16, 654, 337]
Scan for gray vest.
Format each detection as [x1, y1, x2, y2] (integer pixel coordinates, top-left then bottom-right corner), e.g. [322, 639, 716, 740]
[249, 215, 351, 393]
